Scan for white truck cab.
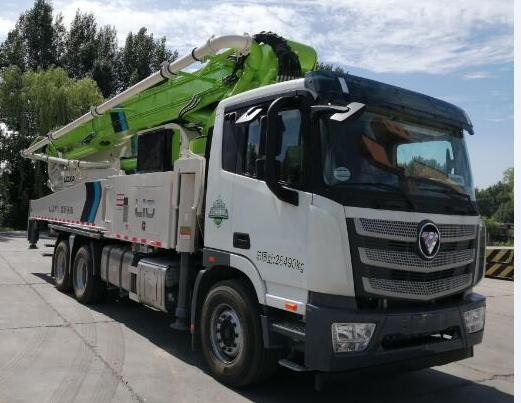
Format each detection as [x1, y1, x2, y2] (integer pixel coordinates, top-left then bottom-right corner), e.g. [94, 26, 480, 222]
[201, 72, 485, 377]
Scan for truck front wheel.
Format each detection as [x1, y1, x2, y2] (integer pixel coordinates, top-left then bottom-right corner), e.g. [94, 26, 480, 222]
[72, 245, 104, 304]
[200, 279, 277, 387]
[53, 240, 70, 291]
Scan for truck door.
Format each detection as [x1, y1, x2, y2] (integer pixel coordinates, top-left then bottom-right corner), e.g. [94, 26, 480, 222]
[205, 95, 312, 308]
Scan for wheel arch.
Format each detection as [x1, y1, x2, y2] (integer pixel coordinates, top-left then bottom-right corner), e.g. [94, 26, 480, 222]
[190, 249, 267, 346]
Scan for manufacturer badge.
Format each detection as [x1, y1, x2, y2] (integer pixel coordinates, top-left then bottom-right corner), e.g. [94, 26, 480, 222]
[208, 197, 229, 228]
[417, 221, 440, 260]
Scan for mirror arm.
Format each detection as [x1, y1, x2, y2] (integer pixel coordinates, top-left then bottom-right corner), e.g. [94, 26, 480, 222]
[265, 96, 300, 206]
[310, 104, 349, 118]
[330, 102, 366, 122]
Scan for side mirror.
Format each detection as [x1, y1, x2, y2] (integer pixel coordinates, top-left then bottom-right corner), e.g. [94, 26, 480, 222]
[265, 96, 300, 206]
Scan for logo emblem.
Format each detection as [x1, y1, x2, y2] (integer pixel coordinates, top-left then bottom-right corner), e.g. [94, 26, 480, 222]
[417, 221, 440, 260]
[208, 197, 229, 228]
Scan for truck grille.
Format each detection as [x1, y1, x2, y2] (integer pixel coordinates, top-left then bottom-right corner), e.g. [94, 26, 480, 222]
[359, 247, 475, 272]
[355, 218, 476, 242]
[363, 273, 472, 300]
[349, 217, 478, 301]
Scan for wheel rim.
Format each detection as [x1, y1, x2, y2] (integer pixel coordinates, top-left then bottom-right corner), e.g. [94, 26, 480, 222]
[74, 257, 88, 294]
[55, 250, 66, 282]
[210, 303, 243, 363]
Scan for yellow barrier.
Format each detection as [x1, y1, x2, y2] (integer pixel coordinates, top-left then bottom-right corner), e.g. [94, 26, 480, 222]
[485, 248, 514, 281]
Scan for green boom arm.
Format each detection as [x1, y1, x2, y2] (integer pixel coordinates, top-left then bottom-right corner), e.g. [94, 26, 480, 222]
[47, 33, 317, 171]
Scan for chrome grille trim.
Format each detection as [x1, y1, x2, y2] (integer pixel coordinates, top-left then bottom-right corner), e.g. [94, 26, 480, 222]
[354, 218, 476, 242]
[362, 273, 472, 301]
[359, 247, 475, 272]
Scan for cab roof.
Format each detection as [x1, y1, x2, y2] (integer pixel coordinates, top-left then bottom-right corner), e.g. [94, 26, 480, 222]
[305, 71, 474, 134]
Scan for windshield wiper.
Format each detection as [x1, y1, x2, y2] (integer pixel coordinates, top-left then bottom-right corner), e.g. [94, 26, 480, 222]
[340, 182, 416, 210]
[413, 177, 478, 214]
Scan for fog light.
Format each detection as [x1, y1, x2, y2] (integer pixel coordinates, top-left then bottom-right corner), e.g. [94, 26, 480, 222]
[331, 323, 376, 352]
[463, 307, 485, 333]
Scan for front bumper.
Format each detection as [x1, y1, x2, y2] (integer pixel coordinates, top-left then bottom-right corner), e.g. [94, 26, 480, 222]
[304, 292, 485, 372]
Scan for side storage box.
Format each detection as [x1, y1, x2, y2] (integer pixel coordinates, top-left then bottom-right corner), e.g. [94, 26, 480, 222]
[135, 257, 179, 312]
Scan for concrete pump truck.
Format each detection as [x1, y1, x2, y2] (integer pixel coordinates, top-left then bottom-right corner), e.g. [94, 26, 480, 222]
[23, 32, 486, 387]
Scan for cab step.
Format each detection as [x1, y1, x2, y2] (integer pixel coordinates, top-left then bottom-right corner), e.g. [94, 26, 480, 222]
[278, 358, 310, 372]
[271, 321, 306, 340]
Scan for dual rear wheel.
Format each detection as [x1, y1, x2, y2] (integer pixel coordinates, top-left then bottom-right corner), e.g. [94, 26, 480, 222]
[53, 239, 277, 386]
[52, 239, 104, 303]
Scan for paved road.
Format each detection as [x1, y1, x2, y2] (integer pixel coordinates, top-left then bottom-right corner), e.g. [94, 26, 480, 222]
[0, 232, 513, 402]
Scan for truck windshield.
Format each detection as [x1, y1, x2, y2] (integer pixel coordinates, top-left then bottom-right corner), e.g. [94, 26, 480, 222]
[319, 111, 477, 213]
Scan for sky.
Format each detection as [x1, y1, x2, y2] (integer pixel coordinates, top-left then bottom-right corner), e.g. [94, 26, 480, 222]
[0, 0, 514, 188]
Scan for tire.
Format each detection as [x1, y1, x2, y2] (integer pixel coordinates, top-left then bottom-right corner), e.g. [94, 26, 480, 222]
[53, 240, 71, 291]
[72, 245, 104, 304]
[200, 279, 278, 387]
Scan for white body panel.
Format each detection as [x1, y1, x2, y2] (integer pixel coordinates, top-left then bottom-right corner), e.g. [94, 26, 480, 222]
[30, 180, 106, 229]
[105, 171, 179, 248]
[205, 80, 312, 314]
[31, 157, 204, 251]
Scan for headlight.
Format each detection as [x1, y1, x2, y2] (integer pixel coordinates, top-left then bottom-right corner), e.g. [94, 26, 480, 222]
[331, 323, 376, 352]
[463, 307, 485, 333]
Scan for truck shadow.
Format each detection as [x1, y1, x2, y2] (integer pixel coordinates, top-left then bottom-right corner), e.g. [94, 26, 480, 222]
[0, 231, 28, 242]
[0, 231, 52, 243]
[32, 272, 513, 403]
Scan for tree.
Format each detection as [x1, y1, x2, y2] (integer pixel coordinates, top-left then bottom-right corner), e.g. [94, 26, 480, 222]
[0, 1, 181, 228]
[92, 25, 119, 97]
[21, 0, 63, 69]
[62, 11, 98, 79]
[476, 167, 514, 223]
[316, 62, 347, 75]
[0, 21, 26, 69]
[0, 0, 64, 70]
[117, 27, 177, 90]
[62, 12, 119, 97]
[0, 67, 103, 228]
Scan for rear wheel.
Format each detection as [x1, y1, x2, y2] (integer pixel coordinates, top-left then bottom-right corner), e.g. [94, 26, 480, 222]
[72, 245, 104, 304]
[53, 240, 70, 291]
[200, 279, 278, 387]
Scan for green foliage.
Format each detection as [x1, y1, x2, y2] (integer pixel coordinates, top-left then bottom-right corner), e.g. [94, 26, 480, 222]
[63, 11, 98, 78]
[0, 21, 25, 69]
[316, 62, 347, 75]
[400, 156, 446, 177]
[1, 3, 177, 98]
[22, 68, 103, 135]
[116, 27, 178, 90]
[0, 0, 180, 228]
[92, 26, 119, 97]
[482, 217, 513, 246]
[0, 0, 64, 70]
[62, 12, 119, 97]
[476, 167, 514, 223]
[0, 67, 103, 228]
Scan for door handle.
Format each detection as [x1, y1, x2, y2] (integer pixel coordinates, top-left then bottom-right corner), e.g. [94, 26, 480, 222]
[233, 232, 250, 249]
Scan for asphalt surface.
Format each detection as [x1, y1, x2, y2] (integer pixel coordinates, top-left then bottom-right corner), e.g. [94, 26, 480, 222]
[0, 232, 513, 402]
